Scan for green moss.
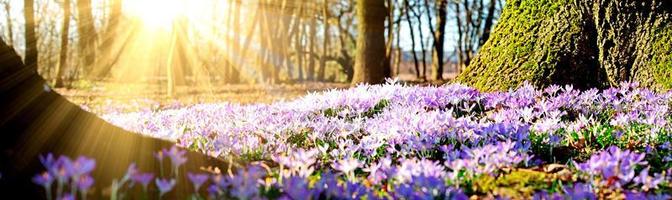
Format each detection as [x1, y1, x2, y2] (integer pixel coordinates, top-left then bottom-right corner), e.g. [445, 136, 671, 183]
[457, 0, 578, 91]
[286, 130, 310, 147]
[473, 170, 557, 197]
[649, 26, 672, 89]
[458, 0, 671, 91]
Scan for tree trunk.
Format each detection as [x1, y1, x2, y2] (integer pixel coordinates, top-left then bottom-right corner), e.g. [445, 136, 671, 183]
[457, 0, 672, 91]
[431, 0, 447, 80]
[318, 0, 330, 81]
[0, 38, 227, 199]
[94, 0, 122, 79]
[411, 3, 427, 80]
[385, 0, 394, 69]
[404, 0, 420, 79]
[23, 0, 38, 73]
[76, 0, 96, 77]
[228, 0, 241, 84]
[3, 2, 13, 46]
[352, 0, 390, 84]
[394, 2, 403, 76]
[307, 3, 317, 81]
[479, 0, 497, 46]
[54, 0, 71, 88]
[166, 17, 191, 96]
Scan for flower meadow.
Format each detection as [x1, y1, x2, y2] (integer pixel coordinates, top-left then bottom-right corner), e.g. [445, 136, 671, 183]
[37, 81, 672, 199]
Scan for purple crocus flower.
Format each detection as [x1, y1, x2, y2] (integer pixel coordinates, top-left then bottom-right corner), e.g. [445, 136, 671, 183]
[331, 157, 362, 174]
[574, 146, 647, 188]
[68, 156, 96, 177]
[633, 167, 664, 191]
[131, 173, 154, 189]
[164, 146, 187, 169]
[39, 153, 57, 171]
[58, 193, 75, 200]
[563, 183, 596, 200]
[207, 184, 222, 198]
[282, 176, 313, 200]
[155, 178, 176, 197]
[187, 172, 209, 192]
[53, 156, 73, 183]
[32, 171, 54, 188]
[76, 175, 94, 191]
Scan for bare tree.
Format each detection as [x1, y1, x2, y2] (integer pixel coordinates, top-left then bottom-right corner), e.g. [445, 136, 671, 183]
[409, 1, 427, 80]
[95, 0, 122, 79]
[307, 1, 317, 81]
[76, 0, 96, 77]
[2, 1, 13, 46]
[317, 0, 330, 81]
[452, 0, 502, 72]
[428, 0, 447, 80]
[24, 0, 38, 72]
[480, 0, 497, 46]
[403, 0, 420, 79]
[54, 0, 71, 88]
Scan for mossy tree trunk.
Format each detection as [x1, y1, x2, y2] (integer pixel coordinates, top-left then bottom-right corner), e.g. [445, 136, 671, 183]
[352, 0, 391, 85]
[457, 0, 672, 91]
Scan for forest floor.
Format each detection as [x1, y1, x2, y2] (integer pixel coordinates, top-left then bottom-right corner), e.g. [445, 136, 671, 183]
[57, 75, 454, 114]
[58, 82, 348, 114]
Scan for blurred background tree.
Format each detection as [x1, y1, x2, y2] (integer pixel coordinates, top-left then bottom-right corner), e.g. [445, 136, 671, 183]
[0, 0, 503, 96]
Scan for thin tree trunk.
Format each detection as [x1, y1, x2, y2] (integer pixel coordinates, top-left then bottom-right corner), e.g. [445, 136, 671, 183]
[336, 11, 354, 82]
[276, 0, 290, 83]
[166, 17, 191, 96]
[479, 0, 497, 46]
[24, 0, 38, 72]
[76, 0, 96, 78]
[54, 0, 71, 88]
[462, 0, 473, 67]
[307, 2, 317, 81]
[229, 0, 241, 83]
[235, 11, 261, 83]
[394, 0, 403, 76]
[318, 0, 330, 81]
[3, 2, 13, 46]
[454, 2, 464, 73]
[411, 3, 427, 80]
[404, 0, 420, 79]
[286, 7, 301, 81]
[95, 0, 121, 79]
[297, 22, 305, 82]
[385, 0, 394, 67]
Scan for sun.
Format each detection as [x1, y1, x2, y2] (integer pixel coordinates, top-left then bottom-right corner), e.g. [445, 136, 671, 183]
[124, 0, 185, 29]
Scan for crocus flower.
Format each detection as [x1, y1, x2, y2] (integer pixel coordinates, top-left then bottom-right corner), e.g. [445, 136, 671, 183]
[68, 156, 96, 177]
[53, 156, 73, 183]
[76, 175, 94, 191]
[131, 173, 154, 189]
[164, 146, 187, 169]
[32, 171, 54, 188]
[156, 178, 176, 197]
[332, 157, 362, 174]
[58, 193, 75, 200]
[187, 172, 209, 192]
